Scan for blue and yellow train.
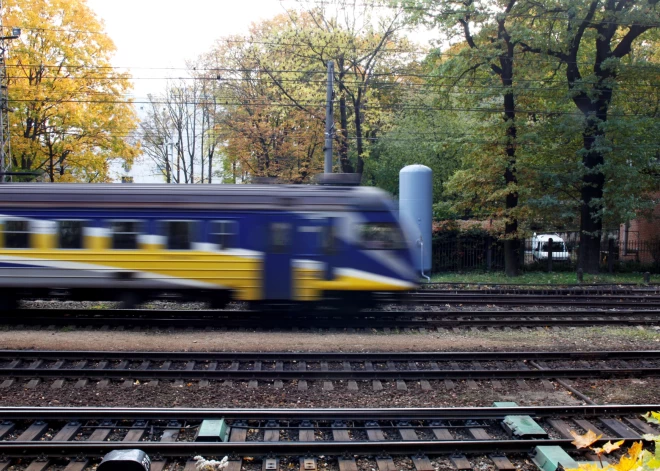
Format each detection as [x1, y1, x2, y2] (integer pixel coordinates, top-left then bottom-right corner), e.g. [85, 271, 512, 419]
[0, 183, 418, 309]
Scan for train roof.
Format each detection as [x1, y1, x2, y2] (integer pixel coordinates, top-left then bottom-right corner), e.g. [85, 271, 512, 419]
[0, 183, 395, 212]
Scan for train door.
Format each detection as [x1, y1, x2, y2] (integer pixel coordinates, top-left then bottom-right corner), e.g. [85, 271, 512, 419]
[297, 217, 336, 280]
[264, 215, 295, 300]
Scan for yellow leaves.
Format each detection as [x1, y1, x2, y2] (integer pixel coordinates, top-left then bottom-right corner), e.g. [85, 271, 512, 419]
[643, 412, 660, 425]
[2, 0, 138, 182]
[570, 429, 602, 449]
[596, 440, 625, 455]
[566, 437, 658, 471]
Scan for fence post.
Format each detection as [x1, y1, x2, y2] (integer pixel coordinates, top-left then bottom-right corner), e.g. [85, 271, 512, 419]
[644, 272, 651, 284]
[608, 238, 614, 274]
[577, 268, 583, 283]
[547, 238, 553, 273]
[486, 236, 492, 272]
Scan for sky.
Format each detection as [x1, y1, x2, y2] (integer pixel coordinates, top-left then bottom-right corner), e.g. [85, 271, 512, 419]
[86, 0, 289, 102]
[84, 0, 309, 181]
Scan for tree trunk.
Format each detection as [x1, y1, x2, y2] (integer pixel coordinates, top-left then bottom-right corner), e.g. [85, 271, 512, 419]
[354, 89, 364, 176]
[338, 93, 353, 173]
[579, 119, 606, 274]
[500, 41, 519, 277]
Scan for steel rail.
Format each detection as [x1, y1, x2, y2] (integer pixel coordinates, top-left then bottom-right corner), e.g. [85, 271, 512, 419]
[1, 349, 658, 361]
[0, 438, 639, 457]
[1, 366, 657, 380]
[1, 350, 658, 380]
[0, 404, 657, 420]
[3, 309, 660, 330]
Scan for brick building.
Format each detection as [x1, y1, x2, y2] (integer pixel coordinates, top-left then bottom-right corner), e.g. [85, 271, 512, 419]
[619, 204, 660, 264]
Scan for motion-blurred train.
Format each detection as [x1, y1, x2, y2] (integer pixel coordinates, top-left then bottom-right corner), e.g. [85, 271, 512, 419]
[0, 183, 418, 310]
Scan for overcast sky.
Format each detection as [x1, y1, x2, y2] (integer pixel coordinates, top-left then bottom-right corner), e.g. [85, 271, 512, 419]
[87, 0, 289, 101]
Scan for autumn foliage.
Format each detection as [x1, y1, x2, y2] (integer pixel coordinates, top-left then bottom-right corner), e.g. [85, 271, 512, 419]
[567, 412, 660, 471]
[3, 0, 139, 182]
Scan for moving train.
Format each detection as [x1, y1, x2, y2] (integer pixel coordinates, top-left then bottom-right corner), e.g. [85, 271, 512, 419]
[0, 183, 418, 310]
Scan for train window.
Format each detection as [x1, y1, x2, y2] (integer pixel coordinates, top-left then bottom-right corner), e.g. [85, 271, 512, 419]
[321, 224, 336, 255]
[270, 222, 291, 253]
[3, 219, 30, 249]
[359, 223, 405, 250]
[211, 220, 238, 249]
[164, 221, 195, 250]
[58, 220, 85, 249]
[110, 220, 141, 249]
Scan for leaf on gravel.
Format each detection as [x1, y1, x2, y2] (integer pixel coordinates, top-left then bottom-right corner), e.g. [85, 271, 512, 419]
[570, 430, 602, 448]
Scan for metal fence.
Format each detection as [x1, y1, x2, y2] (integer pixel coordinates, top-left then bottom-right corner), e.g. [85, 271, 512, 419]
[431, 231, 660, 272]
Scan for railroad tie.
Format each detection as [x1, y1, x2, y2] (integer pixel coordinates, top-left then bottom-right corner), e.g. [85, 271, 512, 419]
[264, 421, 280, 442]
[337, 457, 358, 471]
[0, 422, 15, 440]
[87, 421, 114, 441]
[123, 420, 146, 442]
[50, 379, 65, 389]
[17, 421, 48, 441]
[489, 455, 516, 471]
[183, 460, 199, 471]
[365, 421, 385, 441]
[332, 421, 350, 441]
[397, 421, 418, 440]
[24, 459, 50, 471]
[228, 421, 248, 442]
[52, 422, 81, 441]
[375, 455, 396, 471]
[149, 461, 167, 471]
[600, 418, 641, 439]
[299, 421, 315, 442]
[546, 419, 576, 439]
[62, 459, 89, 471]
[572, 419, 606, 438]
[449, 455, 472, 470]
[625, 417, 660, 435]
[411, 455, 434, 471]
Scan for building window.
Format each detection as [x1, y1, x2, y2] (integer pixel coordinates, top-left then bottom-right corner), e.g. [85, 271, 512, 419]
[3, 220, 30, 249]
[165, 221, 195, 250]
[58, 220, 85, 249]
[270, 222, 291, 253]
[110, 220, 141, 250]
[211, 220, 238, 249]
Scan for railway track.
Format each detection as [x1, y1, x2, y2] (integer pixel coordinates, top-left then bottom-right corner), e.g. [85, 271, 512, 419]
[0, 405, 657, 470]
[1, 350, 658, 388]
[4, 308, 660, 329]
[404, 291, 660, 307]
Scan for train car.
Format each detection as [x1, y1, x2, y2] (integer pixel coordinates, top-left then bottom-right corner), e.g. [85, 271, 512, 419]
[0, 183, 418, 310]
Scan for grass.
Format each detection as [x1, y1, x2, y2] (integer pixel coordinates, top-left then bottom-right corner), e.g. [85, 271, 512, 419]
[427, 271, 654, 285]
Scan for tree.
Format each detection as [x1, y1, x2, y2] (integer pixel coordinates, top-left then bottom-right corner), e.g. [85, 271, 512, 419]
[401, 0, 527, 276]
[518, 0, 660, 273]
[202, 16, 329, 183]
[256, 4, 418, 177]
[3, 0, 139, 182]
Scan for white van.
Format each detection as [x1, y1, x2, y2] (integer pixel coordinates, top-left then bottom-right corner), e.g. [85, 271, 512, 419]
[531, 233, 570, 262]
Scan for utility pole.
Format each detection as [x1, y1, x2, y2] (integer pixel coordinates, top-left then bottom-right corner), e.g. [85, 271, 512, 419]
[0, 5, 20, 183]
[324, 61, 334, 174]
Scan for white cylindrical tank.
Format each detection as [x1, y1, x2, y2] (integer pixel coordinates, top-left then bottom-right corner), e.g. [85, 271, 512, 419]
[399, 164, 432, 273]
